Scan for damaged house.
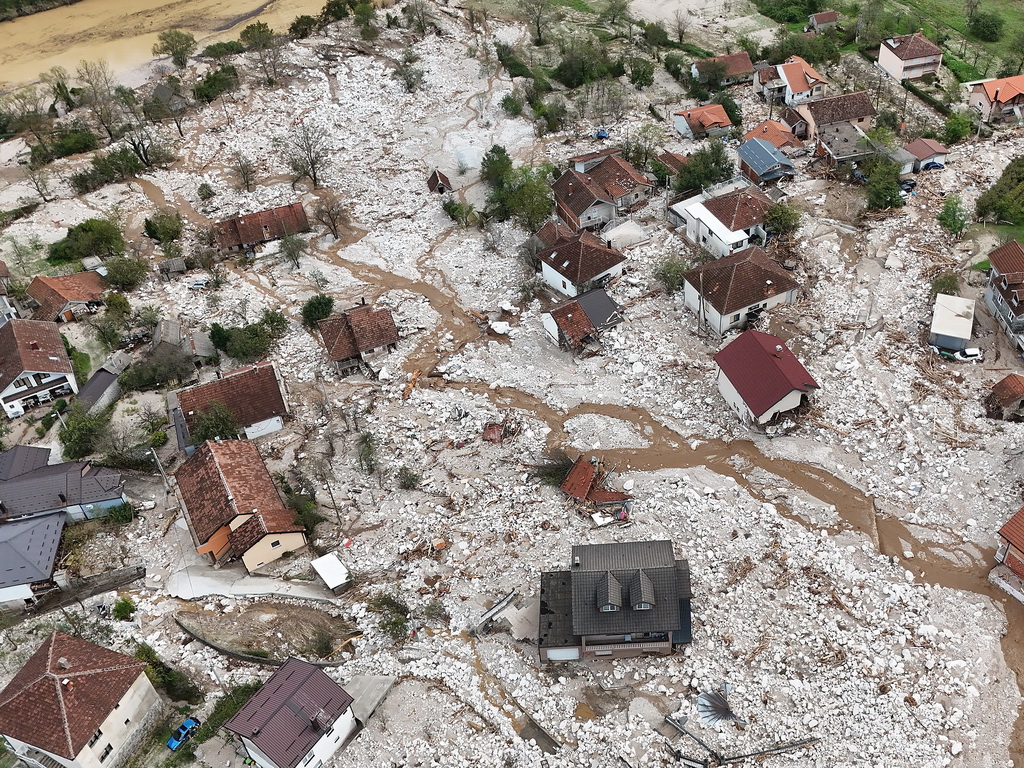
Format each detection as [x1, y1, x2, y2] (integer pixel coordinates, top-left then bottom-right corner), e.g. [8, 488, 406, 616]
[214, 203, 310, 254]
[317, 303, 400, 375]
[537, 231, 626, 297]
[541, 288, 624, 352]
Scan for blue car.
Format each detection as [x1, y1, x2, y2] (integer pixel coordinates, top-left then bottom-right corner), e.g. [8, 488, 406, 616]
[167, 717, 201, 751]
[922, 161, 945, 171]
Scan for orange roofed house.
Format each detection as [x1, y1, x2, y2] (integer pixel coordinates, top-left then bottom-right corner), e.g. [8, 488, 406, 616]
[0, 632, 162, 768]
[743, 120, 804, 152]
[174, 439, 307, 571]
[673, 104, 733, 140]
[214, 202, 310, 253]
[996, 508, 1024, 594]
[318, 302, 399, 376]
[27, 272, 108, 323]
[969, 74, 1024, 122]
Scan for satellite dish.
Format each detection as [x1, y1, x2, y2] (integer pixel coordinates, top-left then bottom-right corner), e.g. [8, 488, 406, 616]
[696, 686, 747, 726]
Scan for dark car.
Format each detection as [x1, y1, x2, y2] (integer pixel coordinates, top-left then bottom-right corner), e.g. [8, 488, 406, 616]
[900, 178, 917, 191]
[167, 717, 201, 751]
[922, 161, 945, 171]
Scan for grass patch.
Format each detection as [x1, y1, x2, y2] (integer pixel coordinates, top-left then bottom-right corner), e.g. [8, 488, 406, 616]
[163, 682, 262, 767]
[972, 258, 990, 271]
[553, 0, 595, 11]
[969, 223, 1024, 246]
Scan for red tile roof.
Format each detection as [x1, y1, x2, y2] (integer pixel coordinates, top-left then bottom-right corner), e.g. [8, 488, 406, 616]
[703, 186, 774, 232]
[317, 304, 399, 363]
[0, 632, 147, 760]
[743, 120, 804, 149]
[676, 104, 732, 134]
[538, 232, 625, 286]
[549, 300, 597, 348]
[713, 329, 818, 418]
[989, 240, 1024, 279]
[0, 319, 74, 393]
[213, 203, 309, 251]
[585, 154, 650, 201]
[568, 147, 622, 165]
[694, 51, 753, 78]
[979, 74, 1024, 104]
[560, 458, 597, 501]
[656, 152, 690, 174]
[27, 272, 108, 322]
[228, 507, 305, 554]
[683, 246, 799, 316]
[882, 31, 942, 61]
[991, 374, 1024, 408]
[177, 363, 287, 436]
[810, 10, 838, 23]
[779, 56, 827, 94]
[534, 221, 576, 249]
[903, 137, 948, 160]
[225, 659, 353, 768]
[174, 439, 287, 545]
[999, 507, 1024, 551]
[552, 169, 614, 217]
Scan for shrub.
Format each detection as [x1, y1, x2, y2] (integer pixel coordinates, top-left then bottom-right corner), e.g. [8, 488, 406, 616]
[107, 502, 137, 525]
[68, 147, 146, 194]
[202, 40, 245, 58]
[533, 449, 575, 486]
[764, 202, 801, 237]
[931, 271, 959, 298]
[501, 92, 524, 116]
[642, 21, 671, 47]
[865, 158, 904, 210]
[442, 199, 476, 226]
[712, 91, 742, 126]
[976, 156, 1024, 223]
[31, 124, 98, 165]
[629, 57, 655, 89]
[190, 401, 240, 443]
[664, 53, 686, 81]
[150, 430, 169, 447]
[369, 593, 410, 641]
[58, 403, 109, 460]
[144, 210, 184, 243]
[209, 309, 288, 363]
[968, 11, 1004, 41]
[323, 0, 350, 20]
[495, 43, 532, 78]
[942, 112, 973, 144]
[197, 182, 215, 201]
[193, 65, 239, 103]
[357, 431, 379, 473]
[290, 14, 319, 37]
[553, 43, 612, 88]
[301, 293, 335, 327]
[112, 596, 136, 620]
[937, 194, 969, 237]
[104, 256, 149, 290]
[63, 335, 91, 385]
[674, 141, 733, 194]
[397, 466, 422, 490]
[49, 218, 125, 263]
[136, 643, 204, 704]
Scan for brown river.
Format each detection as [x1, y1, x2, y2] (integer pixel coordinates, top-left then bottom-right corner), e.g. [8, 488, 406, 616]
[0, 0, 328, 89]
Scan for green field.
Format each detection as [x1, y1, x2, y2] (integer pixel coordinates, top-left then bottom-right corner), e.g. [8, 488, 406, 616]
[898, 0, 1024, 59]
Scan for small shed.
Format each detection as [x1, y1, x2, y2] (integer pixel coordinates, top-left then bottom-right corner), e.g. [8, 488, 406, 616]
[310, 552, 352, 595]
[928, 294, 975, 352]
[427, 169, 453, 194]
[158, 257, 187, 279]
[904, 137, 948, 172]
[887, 145, 917, 176]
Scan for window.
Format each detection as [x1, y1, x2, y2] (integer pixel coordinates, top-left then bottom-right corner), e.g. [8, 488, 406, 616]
[89, 730, 103, 748]
[303, 751, 316, 765]
[634, 602, 653, 611]
[600, 604, 619, 612]
[561, 281, 567, 289]
[270, 540, 282, 549]
[13, 377, 29, 389]
[124, 718, 131, 726]
[99, 744, 113, 763]
[731, 313, 741, 322]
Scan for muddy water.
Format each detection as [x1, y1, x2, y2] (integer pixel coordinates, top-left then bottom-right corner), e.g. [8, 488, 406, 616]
[0, 0, 329, 89]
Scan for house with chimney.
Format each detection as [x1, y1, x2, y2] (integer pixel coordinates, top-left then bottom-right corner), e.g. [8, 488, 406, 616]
[542, 288, 624, 352]
[27, 272, 108, 323]
[536, 230, 626, 297]
[169, 362, 289, 451]
[538, 540, 692, 661]
[551, 154, 651, 230]
[224, 658, 357, 768]
[214, 203, 310, 253]
[713, 329, 819, 425]
[0, 319, 78, 419]
[743, 120, 804, 152]
[0, 632, 162, 768]
[969, 74, 1024, 122]
[673, 104, 733, 140]
[669, 178, 774, 258]
[174, 439, 307, 571]
[682, 246, 799, 336]
[317, 303, 400, 375]
[690, 52, 754, 85]
[878, 31, 943, 81]
[793, 91, 877, 140]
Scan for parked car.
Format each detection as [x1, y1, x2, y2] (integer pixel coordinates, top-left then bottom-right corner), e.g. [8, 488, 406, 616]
[929, 345, 982, 362]
[900, 179, 918, 191]
[167, 717, 201, 751]
[922, 161, 945, 171]
[188, 279, 210, 291]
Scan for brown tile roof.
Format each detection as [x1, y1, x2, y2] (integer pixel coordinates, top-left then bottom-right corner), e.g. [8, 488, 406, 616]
[27, 272, 108, 322]
[552, 169, 613, 217]
[882, 31, 941, 61]
[549, 301, 597, 348]
[656, 152, 690, 174]
[538, 232, 625, 286]
[743, 120, 804, 149]
[427, 169, 453, 192]
[703, 186, 774, 232]
[0, 261, 9, 279]
[560, 458, 597, 501]
[213, 203, 309, 251]
[991, 374, 1024, 408]
[803, 91, 877, 126]
[683, 246, 799, 315]
[713, 330, 819, 418]
[758, 65, 781, 85]
[567, 147, 622, 165]
[989, 240, 1024, 279]
[177, 363, 287, 436]
[695, 51, 753, 78]
[810, 9, 838, 23]
[780, 107, 806, 130]
[534, 221, 576, 249]
[0, 319, 74, 393]
[317, 304, 399, 363]
[1000, 507, 1024, 551]
[585, 154, 650, 200]
[225, 658, 353, 768]
[174, 439, 285, 545]
[0, 632, 147, 760]
[903, 137, 948, 160]
[227, 507, 304, 555]
[676, 104, 732, 134]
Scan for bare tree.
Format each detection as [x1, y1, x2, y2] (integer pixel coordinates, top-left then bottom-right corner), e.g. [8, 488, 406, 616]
[520, 0, 554, 45]
[672, 8, 691, 42]
[24, 164, 54, 202]
[1, 85, 52, 151]
[404, 0, 435, 36]
[601, 0, 631, 24]
[313, 192, 350, 239]
[115, 86, 171, 167]
[283, 121, 330, 188]
[40, 66, 75, 113]
[964, 0, 980, 20]
[76, 60, 123, 141]
[231, 152, 257, 191]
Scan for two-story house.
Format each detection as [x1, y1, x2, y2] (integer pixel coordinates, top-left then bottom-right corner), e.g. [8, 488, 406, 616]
[551, 154, 651, 230]
[776, 55, 829, 105]
[0, 319, 78, 418]
[878, 31, 943, 81]
[669, 178, 774, 258]
[969, 74, 1024, 122]
[794, 91, 876, 140]
[737, 138, 795, 184]
[538, 540, 692, 661]
[0, 632, 162, 768]
[984, 240, 1024, 351]
[27, 272, 108, 323]
[537, 230, 626, 297]
[673, 104, 733, 140]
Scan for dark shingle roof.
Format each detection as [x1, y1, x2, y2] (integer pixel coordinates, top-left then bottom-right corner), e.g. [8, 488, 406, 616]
[0, 512, 65, 588]
[538, 233, 625, 286]
[318, 305, 399, 363]
[538, 570, 576, 649]
[177, 363, 287, 436]
[0, 632, 147, 760]
[683, 246, 799, 316]
[225, 658, 354, 768]
[803, 91, 877, 126]
[0, 446, 123, 520]
[0, 319, 74, 393]
[713, 329, 819, 418]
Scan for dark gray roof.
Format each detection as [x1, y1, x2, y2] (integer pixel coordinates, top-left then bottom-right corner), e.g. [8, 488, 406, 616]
[0, 447, 124, 519]
[538, 570, 576, 649]
[575, 288, 625, 331]
[0, 512, 66, 588]
[570, 541, 691, 636]
[738, 138, 794, 178]
[0, 446, 50, 481]
[75, 369, 117, 409]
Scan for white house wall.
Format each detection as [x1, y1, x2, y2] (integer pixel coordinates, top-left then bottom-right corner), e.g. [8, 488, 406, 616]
[241, 738, 282, 768]
[540, 261, 579, 297]
[243, 416, 285, 440]
[757, 389, 804, 424]
[716, 368, 755, 424]
[242, 710, 356, 768]
[541, 313, 561, 344]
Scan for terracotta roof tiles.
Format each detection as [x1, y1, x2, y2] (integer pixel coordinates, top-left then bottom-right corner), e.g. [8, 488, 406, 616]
[702, 186, 774, 232]
[177, 363, 287, 436]
[743, 120, 804, 149]
[803, 91, 877, 126]
[683, 247, 799, 316]
[1000, 507, 1024, 551]
[980, 74, 1024, 103]
[676, 104, 732, 134]
[882, 31, 942, 61]
[585, 154, 650, 200]
[694, 51, 753, 78]
[991, 374, 1024, 409]
[214, 203, 309, 251]
[552, 169, 613, 217]
[537, 232, 625, 286]
[0, 319, 74, 393]
[27, 272, 108, 322]
[317, 305, 399, 363]
[903, 137, 948, 160]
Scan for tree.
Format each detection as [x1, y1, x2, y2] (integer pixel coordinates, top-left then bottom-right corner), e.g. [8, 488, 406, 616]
[601, 0, 630, 24]
[115, 86, 172, 168]
[190, 401, 240, 443]
[521, 0, 554, 45]
[59, 403, 109, 460]
[76, 60, 123, 141]
[712, 91, 742, 126]
[353, 3, 378, 38]
[694, 60, 727, 89]
[394, 48, 425, 92]
[279, 234, 305, 268]
[671, 8, 690, 41]
[313, 192, 350, 239]
[232, 152, 256, 191]
[403, 0, 435, 36]
[865, 158, 904, 209]
[487, 166, 553, 230]
[764, 203, 802, 237]
[937, 194, 970, 237]
[290, 15, 319, 38]
[931, 271, 959, 298]
[674, 141, 733, 193]
[655, 254, 690, 293]
[24, 164, 54, 202]
[144, 76, 190, 137]
[240, 22, 283, 83]
[964, 0, 980, 20]
[629, 57, 655, 89]
[1, 85, 52, 150]
[152, 30, 197, 68]
[41, 66, 76, 113]
[302, 293, 335, 327]
[283, 121, 330, 188]
[943, 111, 972, 144]
[323, 0, 349, 20]
[49, 218, 125, 263]
[481, 144, 513, 187]
[144, 210, 183, 243]
[104, 257, 150, 290]
[968, 10, 1003, 41]
[620, 122, 664, 170]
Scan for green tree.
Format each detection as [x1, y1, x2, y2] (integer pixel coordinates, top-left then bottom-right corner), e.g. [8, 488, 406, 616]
[283, 121, 331, 188]
[931, 271, 959, 298]
[865, 158, 904, 209]
[629, 57, 655, 89]
[521, 0, 554, 45]
[190, 401, 240, 443]
[976, 156, 1024, 222]
[487, 166, 553, 230]
[480, 144, 513, 187]
[152, 29, 197, 68]
[601, 0, 631, 23]
[59, 403, 109, 460]
[943, 112, 972, 144]
[302, 293, 335, 327]
[104, 257, 149, 290]
[764, 202, 802, 237]
[968, 11, 1004, 41]
[290, 15, 319, 38]
[322, 0, 349, 20]
[279, 233, 305, 268]
[240, 22, 282, 83]
[143, 210, 183, 243]
[655, 254, 690, 293]
[674, 141, 733, 193]
[49, 218, 125, 263]
[712, 91, 742, 127]
[937, 194, 970, 237]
